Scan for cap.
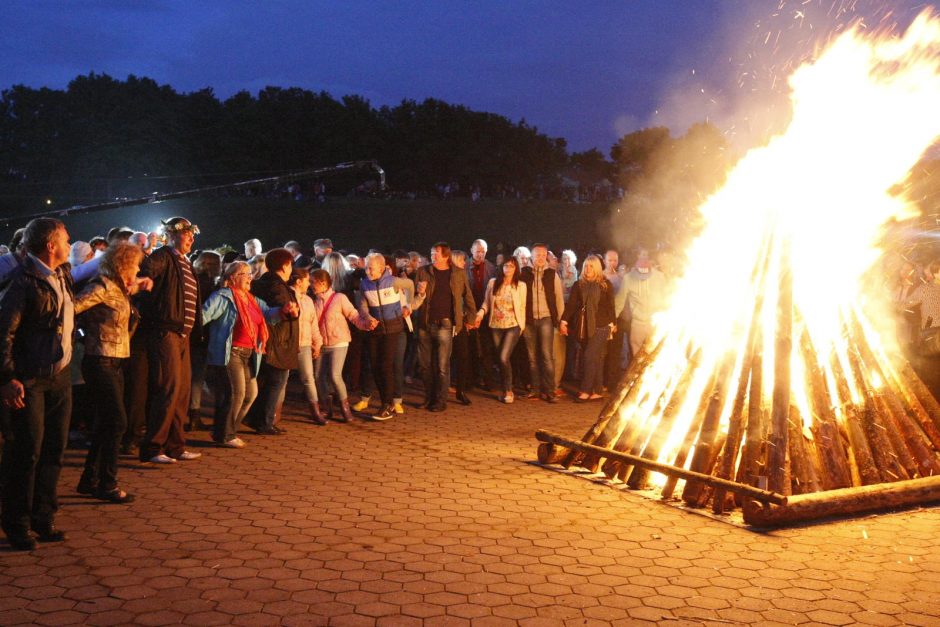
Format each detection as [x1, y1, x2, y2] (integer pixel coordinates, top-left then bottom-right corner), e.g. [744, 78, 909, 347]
[69, 241, 93, 267]
[162, 217, 200, 236]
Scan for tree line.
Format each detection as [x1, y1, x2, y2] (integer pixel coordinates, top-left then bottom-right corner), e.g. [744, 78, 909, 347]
[0, 73, 734, 241]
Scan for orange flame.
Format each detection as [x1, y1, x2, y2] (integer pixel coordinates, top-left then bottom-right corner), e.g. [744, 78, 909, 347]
[616, 10, 940, 484]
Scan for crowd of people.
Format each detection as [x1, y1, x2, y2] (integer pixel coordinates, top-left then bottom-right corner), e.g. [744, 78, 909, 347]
[0, 215, 674, 551]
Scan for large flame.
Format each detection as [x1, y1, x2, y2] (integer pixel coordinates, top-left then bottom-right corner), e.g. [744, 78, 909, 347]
[617, 10, 940, 484]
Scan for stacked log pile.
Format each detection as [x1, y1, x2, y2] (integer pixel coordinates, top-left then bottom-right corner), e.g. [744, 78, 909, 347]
[537, 265, 940, 526]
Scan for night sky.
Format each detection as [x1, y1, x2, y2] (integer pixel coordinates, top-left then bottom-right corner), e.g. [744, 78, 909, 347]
[1, 1, 931, 152]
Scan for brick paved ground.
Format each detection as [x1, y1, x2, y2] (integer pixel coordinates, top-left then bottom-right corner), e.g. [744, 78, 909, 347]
[2, 383, 939, 626]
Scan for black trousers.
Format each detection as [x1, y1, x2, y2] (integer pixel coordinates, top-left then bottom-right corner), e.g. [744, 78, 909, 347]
[368, 331, 401, 406]
[452, 328, 471, 394]
[122, 334, 149, 450]
[1, 368, 71, 534]
[468, 321, 497, 388]
[81, 356, 127, 493]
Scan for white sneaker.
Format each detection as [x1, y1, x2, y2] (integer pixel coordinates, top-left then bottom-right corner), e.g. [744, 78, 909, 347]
[149, 454, 177, 464]
[219, 438, 246, 449]
[177, 451, 202, 460]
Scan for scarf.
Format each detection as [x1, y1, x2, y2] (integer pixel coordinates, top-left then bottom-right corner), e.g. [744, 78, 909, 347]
[232, 288, 269, 353]
[580, 279, 603, 338]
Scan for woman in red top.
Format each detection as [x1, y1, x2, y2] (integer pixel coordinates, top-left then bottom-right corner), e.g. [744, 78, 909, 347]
[202, 262, 295, 447]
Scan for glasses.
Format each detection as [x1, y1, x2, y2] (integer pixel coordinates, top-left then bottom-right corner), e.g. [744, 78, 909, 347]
[234, 271, 252, 278]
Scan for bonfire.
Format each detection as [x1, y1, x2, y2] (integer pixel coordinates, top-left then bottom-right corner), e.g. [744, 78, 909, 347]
[538, 10, 940, 526]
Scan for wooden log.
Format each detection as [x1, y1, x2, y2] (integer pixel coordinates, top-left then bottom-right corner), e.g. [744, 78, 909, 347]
[660, 376, 718, 500]
[713, 307, 762, 513]
[767, 255, 793, 496]
[626, 350, 703, 489]
[537, 443, 569, 465]
[682, 353, 739, 504]
[848, 318, 940, 477]
[691, 433, 727, 508]
[886, 364, 940, 452]
[739, 324, 766, 493]
[742, 474, 940, 527]
[848, 314, 940, 451]
[845, 343, 909, 481]
[896, 361, 940, 432]
[829, 352, 881, 485]
[798, 330, 853, 489]
[787, 404, 821, 495]
[534, 430, 787, 505]
[565, 338, 666, 470]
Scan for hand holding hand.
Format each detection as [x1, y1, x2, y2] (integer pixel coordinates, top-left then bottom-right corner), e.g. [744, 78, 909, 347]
[131, 277, 154, 294]
[1, 379, 25, 410]
[282, 301, 300, 318]
[417, 281, 428, 296]
[559, 320, 569, 337]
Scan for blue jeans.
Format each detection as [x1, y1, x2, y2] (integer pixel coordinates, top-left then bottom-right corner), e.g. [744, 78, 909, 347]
[297, 346, 319, 404]
[523, 318, 556, 394]
[316, 346, 348, 401]
[260, 365, 290, 429]
[491, 326, 522, 394]
[418, 320, 454, 404]
[211, 347, 258, 442]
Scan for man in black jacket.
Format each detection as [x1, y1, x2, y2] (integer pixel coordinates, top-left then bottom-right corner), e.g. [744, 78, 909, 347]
[413, 242, 476, 412]
[467, 239, 498, 390]
[246, 248, 299, 434]
[136, 217, 204, 464]
[0, 218, 74, 550]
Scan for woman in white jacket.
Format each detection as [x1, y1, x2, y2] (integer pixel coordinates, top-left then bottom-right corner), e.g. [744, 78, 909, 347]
[475, 257, 527, 403]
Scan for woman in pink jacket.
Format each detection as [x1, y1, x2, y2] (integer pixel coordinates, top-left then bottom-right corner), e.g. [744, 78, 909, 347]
[312, 268, 374, 422]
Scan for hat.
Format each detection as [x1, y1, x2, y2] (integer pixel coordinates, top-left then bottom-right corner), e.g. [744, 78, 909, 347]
[314, 238, 333, 249]
[69, 241, 93, 267]
[106, 226, 135, 243]
[162, 217, 200, 235]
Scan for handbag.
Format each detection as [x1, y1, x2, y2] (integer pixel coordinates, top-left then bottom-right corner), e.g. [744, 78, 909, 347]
[575, 305, 589, 342]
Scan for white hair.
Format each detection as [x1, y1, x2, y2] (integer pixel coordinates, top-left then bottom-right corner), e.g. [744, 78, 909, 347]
[561, 249, 577, 265]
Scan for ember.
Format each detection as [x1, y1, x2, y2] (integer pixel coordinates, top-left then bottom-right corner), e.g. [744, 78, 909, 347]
[537, 10, 940, 526]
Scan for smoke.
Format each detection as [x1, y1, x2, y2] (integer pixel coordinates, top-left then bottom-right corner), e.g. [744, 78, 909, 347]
[602, 0, 930, 263]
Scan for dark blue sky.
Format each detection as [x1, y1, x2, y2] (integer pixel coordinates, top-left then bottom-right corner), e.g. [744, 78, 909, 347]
[0, 1, 928, 152]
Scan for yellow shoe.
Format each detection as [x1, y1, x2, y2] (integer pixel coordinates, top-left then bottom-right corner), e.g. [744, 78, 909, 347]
[393, 402, 404, 414]
[352, 397, 371, 412]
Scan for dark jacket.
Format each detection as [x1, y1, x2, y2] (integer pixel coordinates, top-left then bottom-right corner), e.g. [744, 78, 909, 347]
[137, 246, 203, 341]
[250, 271, 299, 370]
[413, 263, 476, 330]
[562, 279, 616, 339]
[520, 266, 562, 325]
[0, 255, 74, 384]
[467, 259, 498, 311]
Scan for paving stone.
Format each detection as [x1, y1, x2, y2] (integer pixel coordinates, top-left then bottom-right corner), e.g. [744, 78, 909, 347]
[2, 389, 936, 625]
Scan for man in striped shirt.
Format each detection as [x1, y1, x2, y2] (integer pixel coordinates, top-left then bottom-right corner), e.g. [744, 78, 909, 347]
[136, 217, 204, 464]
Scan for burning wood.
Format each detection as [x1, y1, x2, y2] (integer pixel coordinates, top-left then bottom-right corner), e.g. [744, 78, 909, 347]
[536, 12, 940, 526]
